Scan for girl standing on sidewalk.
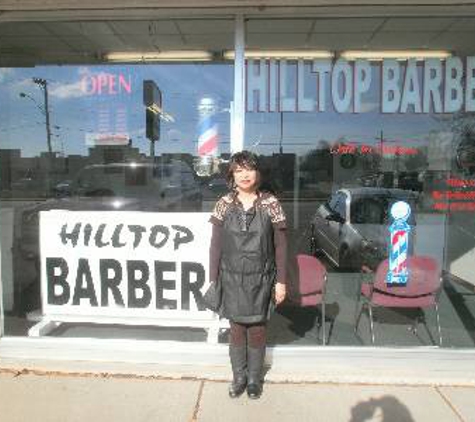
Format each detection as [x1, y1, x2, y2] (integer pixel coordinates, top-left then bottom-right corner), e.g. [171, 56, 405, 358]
[208, 151, 287, 399]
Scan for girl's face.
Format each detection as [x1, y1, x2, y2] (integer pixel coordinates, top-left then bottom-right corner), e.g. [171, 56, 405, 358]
[233, 165, 258, 193]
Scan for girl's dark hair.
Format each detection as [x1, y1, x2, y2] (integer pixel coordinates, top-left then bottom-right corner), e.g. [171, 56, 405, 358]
[226, 151, 261, 190]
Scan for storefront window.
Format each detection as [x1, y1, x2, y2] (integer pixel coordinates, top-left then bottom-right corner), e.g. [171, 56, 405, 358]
[0, 19, 234, 338]
[245, 17, 475, 347]
[2, 15, 475, 349]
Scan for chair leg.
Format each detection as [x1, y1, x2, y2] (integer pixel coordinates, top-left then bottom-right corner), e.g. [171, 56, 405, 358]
[354, 298, 363, 334]
[410, 312, 422, 336]
[420, 311, 436, 345]
[368, 304, 375, 344]
[316, 309, 321, 342]
[435, 303, 443, 346]
[321, 302, 326, 345]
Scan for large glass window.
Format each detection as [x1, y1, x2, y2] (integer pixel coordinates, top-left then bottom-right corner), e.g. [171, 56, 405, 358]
[245, 17, 475, 347]
[0, 19, 234, 338]
[3, 15, 475, 350]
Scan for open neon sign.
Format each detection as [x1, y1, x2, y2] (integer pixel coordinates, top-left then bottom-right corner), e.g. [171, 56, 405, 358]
[81, 73, 132, 96]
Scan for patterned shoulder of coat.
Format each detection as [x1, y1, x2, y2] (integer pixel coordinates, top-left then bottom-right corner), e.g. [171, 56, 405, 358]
[259, 193, 286, 227]
[211, 192, 235, 223]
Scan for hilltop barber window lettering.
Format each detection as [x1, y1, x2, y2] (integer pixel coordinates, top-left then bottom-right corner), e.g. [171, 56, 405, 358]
[40, 212, 212, 316]
[246, 57, 475, 114]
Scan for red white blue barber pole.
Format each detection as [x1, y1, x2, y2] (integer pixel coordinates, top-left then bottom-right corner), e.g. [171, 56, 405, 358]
[195, 97, 218, 176]
[387, 201, 412, 286]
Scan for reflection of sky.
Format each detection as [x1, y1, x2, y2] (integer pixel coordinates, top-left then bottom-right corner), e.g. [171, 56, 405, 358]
[0, 61, 456, 159]
[245, 62, 447, 156]
[0, 64, 233, 157]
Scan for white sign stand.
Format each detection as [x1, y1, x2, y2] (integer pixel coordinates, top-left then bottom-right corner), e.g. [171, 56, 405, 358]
[28, 313, 228, 344]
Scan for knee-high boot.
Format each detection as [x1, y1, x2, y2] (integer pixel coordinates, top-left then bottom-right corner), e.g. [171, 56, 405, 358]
[228, 345, 247, 398]
[246, 346, 265, 399]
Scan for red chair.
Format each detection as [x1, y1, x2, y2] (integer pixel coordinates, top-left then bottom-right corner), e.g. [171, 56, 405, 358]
[355, 256, 443, 345]
[296, 254, 328, 345]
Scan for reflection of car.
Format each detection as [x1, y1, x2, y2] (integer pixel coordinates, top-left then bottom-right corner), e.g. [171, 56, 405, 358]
[11, 176, 46, 198]
[68, 161, 202, 210]
[203, 176, 228, 200]
[357, 172, 384, 187]
[52, 180, 72, 197]
[398, 172, 423, 192]
[207, 177, 228, 193]
[310, 187, 418, 271]
[12, 160, 202, 315]
[456, 131, 475, 175]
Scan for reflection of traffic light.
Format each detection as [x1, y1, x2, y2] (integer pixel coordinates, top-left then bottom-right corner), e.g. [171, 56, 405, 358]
[143, 80, 161, 142]
[146, 107, 160, 141]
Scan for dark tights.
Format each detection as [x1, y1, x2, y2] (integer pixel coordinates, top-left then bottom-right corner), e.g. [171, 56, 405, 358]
[230, 321, 266, 348]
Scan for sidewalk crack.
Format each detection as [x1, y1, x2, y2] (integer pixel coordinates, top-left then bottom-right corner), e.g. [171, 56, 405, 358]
[190, 380, 205, 422]
[435, 386, 466, 422]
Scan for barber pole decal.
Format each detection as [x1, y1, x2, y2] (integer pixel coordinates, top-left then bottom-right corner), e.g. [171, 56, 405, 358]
[387, 201, 411, 286]
[198, 113, 218, 156]
[195, 97, 218, 176]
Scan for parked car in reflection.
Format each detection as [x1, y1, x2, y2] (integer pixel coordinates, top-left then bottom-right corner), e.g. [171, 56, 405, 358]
[398, 172, 423, 192]
[11, 175, 47, 198]
[310, 187, 419, 272]
[202, 175, 229, 200]
[52, 179, 73, 197]
[456, 130, 475, 175]
[12, 160, 203, 315]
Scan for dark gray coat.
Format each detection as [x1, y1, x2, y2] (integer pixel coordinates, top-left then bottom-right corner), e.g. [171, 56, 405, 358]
[218, 204, 276, 323]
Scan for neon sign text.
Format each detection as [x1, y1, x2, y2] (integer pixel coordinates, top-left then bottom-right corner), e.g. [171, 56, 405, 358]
[330, 143, 419, 156]
[81, 73, 132, 96]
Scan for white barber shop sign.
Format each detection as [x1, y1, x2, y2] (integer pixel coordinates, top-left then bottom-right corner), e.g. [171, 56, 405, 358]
[31, 211, 225, 342]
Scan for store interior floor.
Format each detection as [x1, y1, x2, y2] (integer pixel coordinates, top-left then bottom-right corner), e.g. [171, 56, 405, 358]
[3, 273, 475, 349]
[267, 273, 475, 348]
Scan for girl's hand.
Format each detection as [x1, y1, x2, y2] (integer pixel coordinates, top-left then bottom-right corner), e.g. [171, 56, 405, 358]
[274, 282, 286, 305]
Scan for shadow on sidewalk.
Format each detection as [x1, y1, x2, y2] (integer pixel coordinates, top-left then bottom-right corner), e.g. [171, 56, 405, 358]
[350, 395, 415, 422]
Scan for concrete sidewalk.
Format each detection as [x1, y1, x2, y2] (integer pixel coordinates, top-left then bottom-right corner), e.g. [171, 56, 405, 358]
[0, 369, 474, 422]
